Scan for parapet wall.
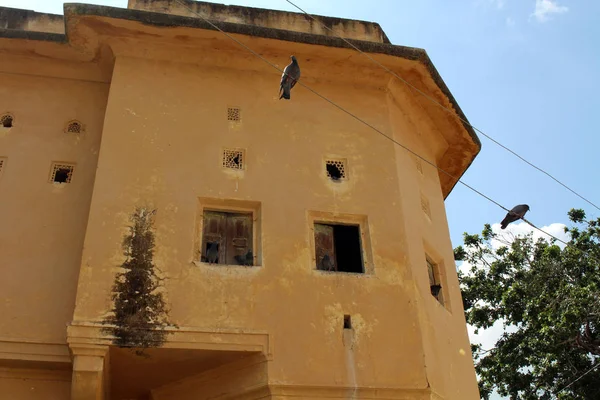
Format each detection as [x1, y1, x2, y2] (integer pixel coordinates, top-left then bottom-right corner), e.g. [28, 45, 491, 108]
[127, 0, 391, 43]
[0, 7, 64, 34]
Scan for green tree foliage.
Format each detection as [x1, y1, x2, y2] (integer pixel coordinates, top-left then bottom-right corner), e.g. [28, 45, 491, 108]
[102, 207, 174, 356]
[456, 209, 600, 399]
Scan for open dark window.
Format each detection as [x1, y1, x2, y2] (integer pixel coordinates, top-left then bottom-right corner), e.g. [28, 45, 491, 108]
[314, 222, 363, 273]
[426, 257, 444, 304]
[201, 210, 253, 266]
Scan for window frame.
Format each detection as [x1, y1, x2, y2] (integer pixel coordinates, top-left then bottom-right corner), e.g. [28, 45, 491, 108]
[422, 249, 452, 312]
[200, 210, 253, 266]
[426, 256, 444, 304]
[194, 198, 261, 268]
[308, 211, 373, 275]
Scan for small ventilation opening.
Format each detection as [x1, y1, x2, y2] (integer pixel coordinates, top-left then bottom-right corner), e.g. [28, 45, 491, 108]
[315, 223, 363, 273]
[222, 149, 244, 170]
[227, 107, 241, 122]
[325, 160, 346, 181]
[50, 164, 74, 184]
[1, 114, 13, 128]
[54, 168, 71, 183]
[343, 315, 352, 330]
[66, 121, 82, 134]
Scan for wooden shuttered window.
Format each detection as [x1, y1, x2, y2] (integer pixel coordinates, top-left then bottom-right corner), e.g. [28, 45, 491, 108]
[315, 223, 336, 271]
[201, 211, 253, 266]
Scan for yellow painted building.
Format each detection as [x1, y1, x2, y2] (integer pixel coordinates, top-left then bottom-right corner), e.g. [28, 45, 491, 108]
[0, 1, 482, 399]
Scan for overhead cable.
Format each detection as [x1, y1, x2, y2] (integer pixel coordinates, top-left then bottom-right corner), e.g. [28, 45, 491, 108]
[284, 0, 600, 212]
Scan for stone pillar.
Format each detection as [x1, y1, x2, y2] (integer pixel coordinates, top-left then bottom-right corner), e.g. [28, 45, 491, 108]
[70, 345, 108, 400]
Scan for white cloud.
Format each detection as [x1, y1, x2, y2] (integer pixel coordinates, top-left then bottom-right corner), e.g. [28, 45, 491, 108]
[468, 319, 518, 353]
[532, 0, 569, 22]
[489, 221, 569, 250]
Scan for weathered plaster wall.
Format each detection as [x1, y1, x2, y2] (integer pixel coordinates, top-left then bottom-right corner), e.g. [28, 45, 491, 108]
[73, 52, 428, 389]
[0, 72, 108, 343]
[387, 81, 479, 400]
[0, 368, 70, 400]
[70, 39, 477, 397]
[0, 3, 480, 398]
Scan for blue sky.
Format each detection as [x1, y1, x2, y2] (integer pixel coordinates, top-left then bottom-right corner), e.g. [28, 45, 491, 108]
[2, 0, 597, 396]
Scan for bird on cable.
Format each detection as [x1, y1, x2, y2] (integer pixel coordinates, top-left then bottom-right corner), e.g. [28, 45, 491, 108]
[279, 55, 301, 100]
[500, 204, 530, 229]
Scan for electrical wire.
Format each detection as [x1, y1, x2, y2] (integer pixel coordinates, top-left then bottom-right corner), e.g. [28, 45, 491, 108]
[170, 0, 593, 258]
[283, 0, 600, 213]
[556, 361, 600, 396]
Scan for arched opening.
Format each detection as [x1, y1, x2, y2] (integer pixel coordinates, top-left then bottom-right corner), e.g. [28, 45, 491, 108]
[65, 120, 83, 134]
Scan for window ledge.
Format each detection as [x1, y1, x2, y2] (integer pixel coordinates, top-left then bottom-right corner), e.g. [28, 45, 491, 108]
[313, 269, 373, 277]
[430, 295, 452, 315]
[192, 260, 262, 270]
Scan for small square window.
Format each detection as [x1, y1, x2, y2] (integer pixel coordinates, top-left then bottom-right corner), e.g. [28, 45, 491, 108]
[426, 257, 444, 304]
[325, 159, 347, 181]
[227, 107, 241, 122]
[222, 149, 244, 170]
[314, 222, 363, 273]
[49, 163, 74, 184]
[200, 210, 253, 266]
[1, 113, 14, 128]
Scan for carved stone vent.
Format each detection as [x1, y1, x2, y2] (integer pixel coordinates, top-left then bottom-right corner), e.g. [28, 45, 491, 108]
[222, 149, 244, 170]
[50, 163, 75, 184]
[227, 107, 241, 122]
[325, 159, 347, 181]
[65, 120, 84, 134]
[1, 113, 14, 128]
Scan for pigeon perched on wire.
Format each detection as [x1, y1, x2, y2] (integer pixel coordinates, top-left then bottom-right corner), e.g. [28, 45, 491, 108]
[206, 242, 219, 264]
[500, 204, 530, 229]
[279, 55, 301, 100]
